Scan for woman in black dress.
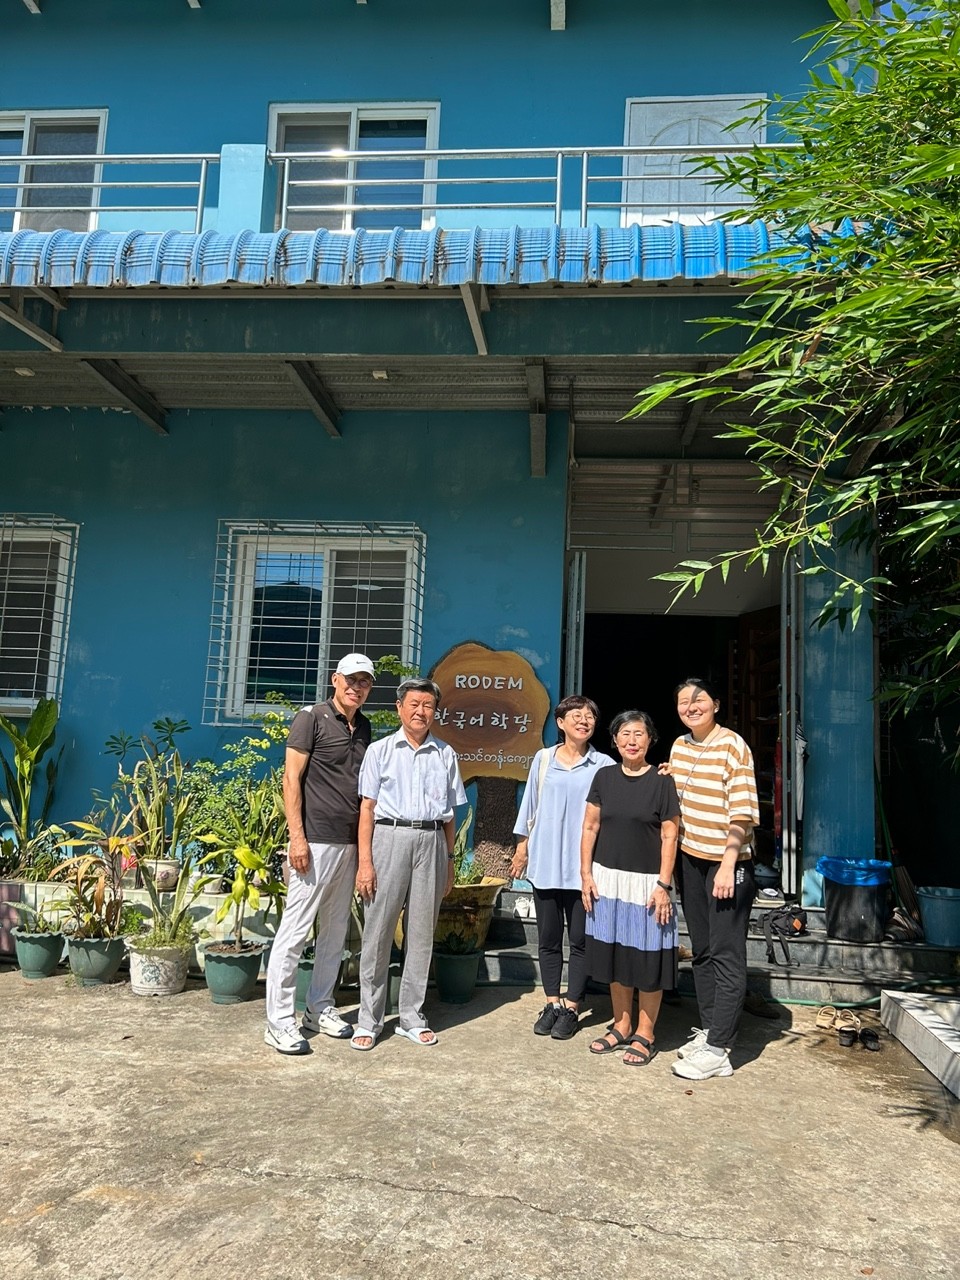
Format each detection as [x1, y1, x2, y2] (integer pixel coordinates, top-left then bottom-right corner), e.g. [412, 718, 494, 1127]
[581, 710, 680, 1066]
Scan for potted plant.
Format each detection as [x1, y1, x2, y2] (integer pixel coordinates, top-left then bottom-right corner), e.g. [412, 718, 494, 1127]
[196, 778, 287, 1004]
[126, 848, 220, 996]
[11, 897, 65, 979]
[50, 834, 144, 986]
[0, 696, 64, 882]
[433, 807, 506, 953]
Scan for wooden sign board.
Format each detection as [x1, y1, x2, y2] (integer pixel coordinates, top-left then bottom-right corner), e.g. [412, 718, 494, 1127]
[429, 641, 550, 782]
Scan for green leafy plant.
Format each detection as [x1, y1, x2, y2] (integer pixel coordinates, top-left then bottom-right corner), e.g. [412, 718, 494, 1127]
[196, 779, 287, 949]
[48, 848, 142, 940]
[132, 848, 221, 953]
[451, 806, 481, 886]
[12, 897, 64, 935]
[368, 654, 420, 739]
[0, 697, 64, 878]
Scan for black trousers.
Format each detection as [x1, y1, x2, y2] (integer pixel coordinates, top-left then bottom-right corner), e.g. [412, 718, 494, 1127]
[532, 886, 587, 1003]
[678, 852, 756, 1050]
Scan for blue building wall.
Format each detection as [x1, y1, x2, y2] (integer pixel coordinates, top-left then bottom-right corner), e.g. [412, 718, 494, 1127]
[1, 406, 567, 822]
[3, 0, 828, 151]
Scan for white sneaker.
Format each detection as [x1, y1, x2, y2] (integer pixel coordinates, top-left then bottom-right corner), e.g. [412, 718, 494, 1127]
[264, 1023, 308, 1055]
[677, 1026, 708, 1059]
[302, 1005, 352, 1039]
[672, 1044, 733, 1080]
[514, 895, 534, 919]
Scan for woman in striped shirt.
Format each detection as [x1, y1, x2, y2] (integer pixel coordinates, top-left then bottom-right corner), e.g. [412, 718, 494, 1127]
[667, 677, 759, 1082]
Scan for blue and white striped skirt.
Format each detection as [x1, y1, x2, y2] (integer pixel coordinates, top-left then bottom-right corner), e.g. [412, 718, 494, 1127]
[585, 862, 678, 992]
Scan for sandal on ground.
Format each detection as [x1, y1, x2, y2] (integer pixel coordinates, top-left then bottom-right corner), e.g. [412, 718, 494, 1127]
[859, 1027, 881, 1051]
[350, 1029, 379, 1052]
[623, 1034, 658, 1067]
[815, 1005, 838, 1029]
[589, 1028, 630, 1055]
[395, 1026, 439, 1047]
[835, 1010, 861, 1033]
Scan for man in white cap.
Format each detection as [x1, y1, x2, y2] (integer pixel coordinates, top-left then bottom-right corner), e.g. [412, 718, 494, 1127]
[264, 653, 375, 1054]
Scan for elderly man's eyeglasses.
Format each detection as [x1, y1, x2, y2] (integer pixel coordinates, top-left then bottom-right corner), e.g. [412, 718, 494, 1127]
[343, 674, 373, 690]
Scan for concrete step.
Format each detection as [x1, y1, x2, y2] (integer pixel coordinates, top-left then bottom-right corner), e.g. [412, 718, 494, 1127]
[485, 894, 960, 1003]
[882, 991, 960, 1099]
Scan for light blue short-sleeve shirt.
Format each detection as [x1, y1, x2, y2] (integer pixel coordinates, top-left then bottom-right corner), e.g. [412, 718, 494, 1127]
[359, 728, 467, 821]
[513, 745, 614, 890]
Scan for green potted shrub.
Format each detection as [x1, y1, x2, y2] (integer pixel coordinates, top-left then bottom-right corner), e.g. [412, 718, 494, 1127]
[126, 848, 221, 997]
[0, 696, 64, 883]
[196, 778, 287, 1004]
[50, 836, 143, 986]
[11, 897, 65, 979]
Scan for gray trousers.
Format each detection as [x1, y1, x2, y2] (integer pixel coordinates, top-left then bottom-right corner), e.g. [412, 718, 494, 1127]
[358, 826, 447, 1036]
[265, 841, 356, 1031]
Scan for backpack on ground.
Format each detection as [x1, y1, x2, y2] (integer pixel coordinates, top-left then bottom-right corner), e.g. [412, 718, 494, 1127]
[760, 905, 808, 966]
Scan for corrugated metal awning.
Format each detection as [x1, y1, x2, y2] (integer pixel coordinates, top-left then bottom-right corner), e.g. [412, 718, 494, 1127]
[0, 223, 781, 290]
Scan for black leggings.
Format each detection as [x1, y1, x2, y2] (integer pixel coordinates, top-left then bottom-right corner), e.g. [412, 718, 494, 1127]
[533, 887, 587, 1004]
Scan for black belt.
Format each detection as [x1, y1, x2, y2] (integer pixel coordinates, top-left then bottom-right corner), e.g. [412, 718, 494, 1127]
[375, 818, 444, 830]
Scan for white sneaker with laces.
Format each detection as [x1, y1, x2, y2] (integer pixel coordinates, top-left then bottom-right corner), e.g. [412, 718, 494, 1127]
[302, 1005, 352, 1038]
[671, 1044, 733, 1080]
[264, 1023, 308, 1055]
[677, 1026, 708, 1059]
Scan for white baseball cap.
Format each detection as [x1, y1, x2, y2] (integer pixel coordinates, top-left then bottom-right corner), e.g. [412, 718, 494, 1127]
[335, 652, 375, 678]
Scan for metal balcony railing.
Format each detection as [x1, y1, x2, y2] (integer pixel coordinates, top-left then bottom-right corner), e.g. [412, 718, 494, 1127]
[271, 143, 783, 232]
[0, 153, 218, 235]
[0, 144, 793, 238]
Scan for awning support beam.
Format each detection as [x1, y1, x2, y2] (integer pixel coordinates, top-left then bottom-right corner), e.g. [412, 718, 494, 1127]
[550, 0, 566, 30]
[284, 360, 342, 438]
[0, 298, 63, 352]
[81, 358, 168, 436]
[459, 282, 489, 356]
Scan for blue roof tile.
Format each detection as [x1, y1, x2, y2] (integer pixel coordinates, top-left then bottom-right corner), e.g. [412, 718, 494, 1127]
[0, 224, 782, 291]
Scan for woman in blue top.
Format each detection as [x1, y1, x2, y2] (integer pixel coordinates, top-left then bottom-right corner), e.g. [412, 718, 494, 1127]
[512, 694, 614, 1041]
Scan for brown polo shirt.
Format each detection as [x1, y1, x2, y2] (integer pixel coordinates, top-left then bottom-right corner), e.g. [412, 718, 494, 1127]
[286, 698, 371, 843]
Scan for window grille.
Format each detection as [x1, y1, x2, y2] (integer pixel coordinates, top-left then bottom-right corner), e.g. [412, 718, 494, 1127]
[0, 513, 79, 715]
[204, 520, 426, 725]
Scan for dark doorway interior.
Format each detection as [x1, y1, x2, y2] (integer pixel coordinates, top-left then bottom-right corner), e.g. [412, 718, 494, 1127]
[580, 613, 738, 766]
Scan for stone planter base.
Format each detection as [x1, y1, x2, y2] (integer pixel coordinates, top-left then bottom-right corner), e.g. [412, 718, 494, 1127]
[128, 943, 189, 996]
[67, 936, 126, 986]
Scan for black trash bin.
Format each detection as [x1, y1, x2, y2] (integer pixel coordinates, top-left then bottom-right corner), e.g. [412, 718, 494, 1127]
[816, 857, 892, 943]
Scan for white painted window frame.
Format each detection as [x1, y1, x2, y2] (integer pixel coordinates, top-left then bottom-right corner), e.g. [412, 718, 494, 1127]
[0, 521, 79, 717]
[0, 108, 107, 233]
[223, 530, 422, 722]
[268, 100, 440, 231]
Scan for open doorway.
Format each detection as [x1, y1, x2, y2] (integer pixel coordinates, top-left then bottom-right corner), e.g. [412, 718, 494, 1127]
[580, 610, 779, 867]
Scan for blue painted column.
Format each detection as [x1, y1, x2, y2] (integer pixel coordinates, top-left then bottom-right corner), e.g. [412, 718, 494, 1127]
[216, 144, 274, 234]
[800, 536, 876, 906]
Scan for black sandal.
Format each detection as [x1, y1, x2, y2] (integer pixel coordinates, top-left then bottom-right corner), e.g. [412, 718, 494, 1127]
[623, 1034, 658, 1067]
[589, 1028, 630, 1055]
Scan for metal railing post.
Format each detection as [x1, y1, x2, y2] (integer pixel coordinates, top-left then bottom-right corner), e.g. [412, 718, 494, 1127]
[195, 158, 209, 233]
[579, 151, 589, 228]
[554, 151, 563, 226]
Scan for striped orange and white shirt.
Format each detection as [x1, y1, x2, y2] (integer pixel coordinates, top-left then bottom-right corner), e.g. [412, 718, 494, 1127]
[668, 726, 759, 862]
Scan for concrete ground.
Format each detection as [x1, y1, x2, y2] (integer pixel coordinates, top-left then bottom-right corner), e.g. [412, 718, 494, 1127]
[2, 966, 958, 1280]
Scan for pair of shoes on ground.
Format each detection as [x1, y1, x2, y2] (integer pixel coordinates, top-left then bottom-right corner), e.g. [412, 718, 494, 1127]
[533, 1002, 579, 1039]
[816, 1006, 879, 1048]
[587, 1027, 657, 1066]
[350, 1025, 439, 1051]
[264, 1004, 352, 1055]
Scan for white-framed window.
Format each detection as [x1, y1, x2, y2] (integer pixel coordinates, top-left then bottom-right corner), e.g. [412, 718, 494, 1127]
[0, 514, 80, 717]
[0, 110, 107, 234]
[204, 520, 426, 725]
[269, 101, 439, 232]
[622, 95, 765, 224]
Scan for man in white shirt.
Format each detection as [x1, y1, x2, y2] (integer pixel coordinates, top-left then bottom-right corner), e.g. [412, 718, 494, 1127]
[352, 677, 467, 1050]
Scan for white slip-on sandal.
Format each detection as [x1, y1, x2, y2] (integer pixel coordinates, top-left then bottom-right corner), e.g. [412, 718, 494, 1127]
[395, 1026, 439, 1047]
[350, 1028, 379, 1051]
